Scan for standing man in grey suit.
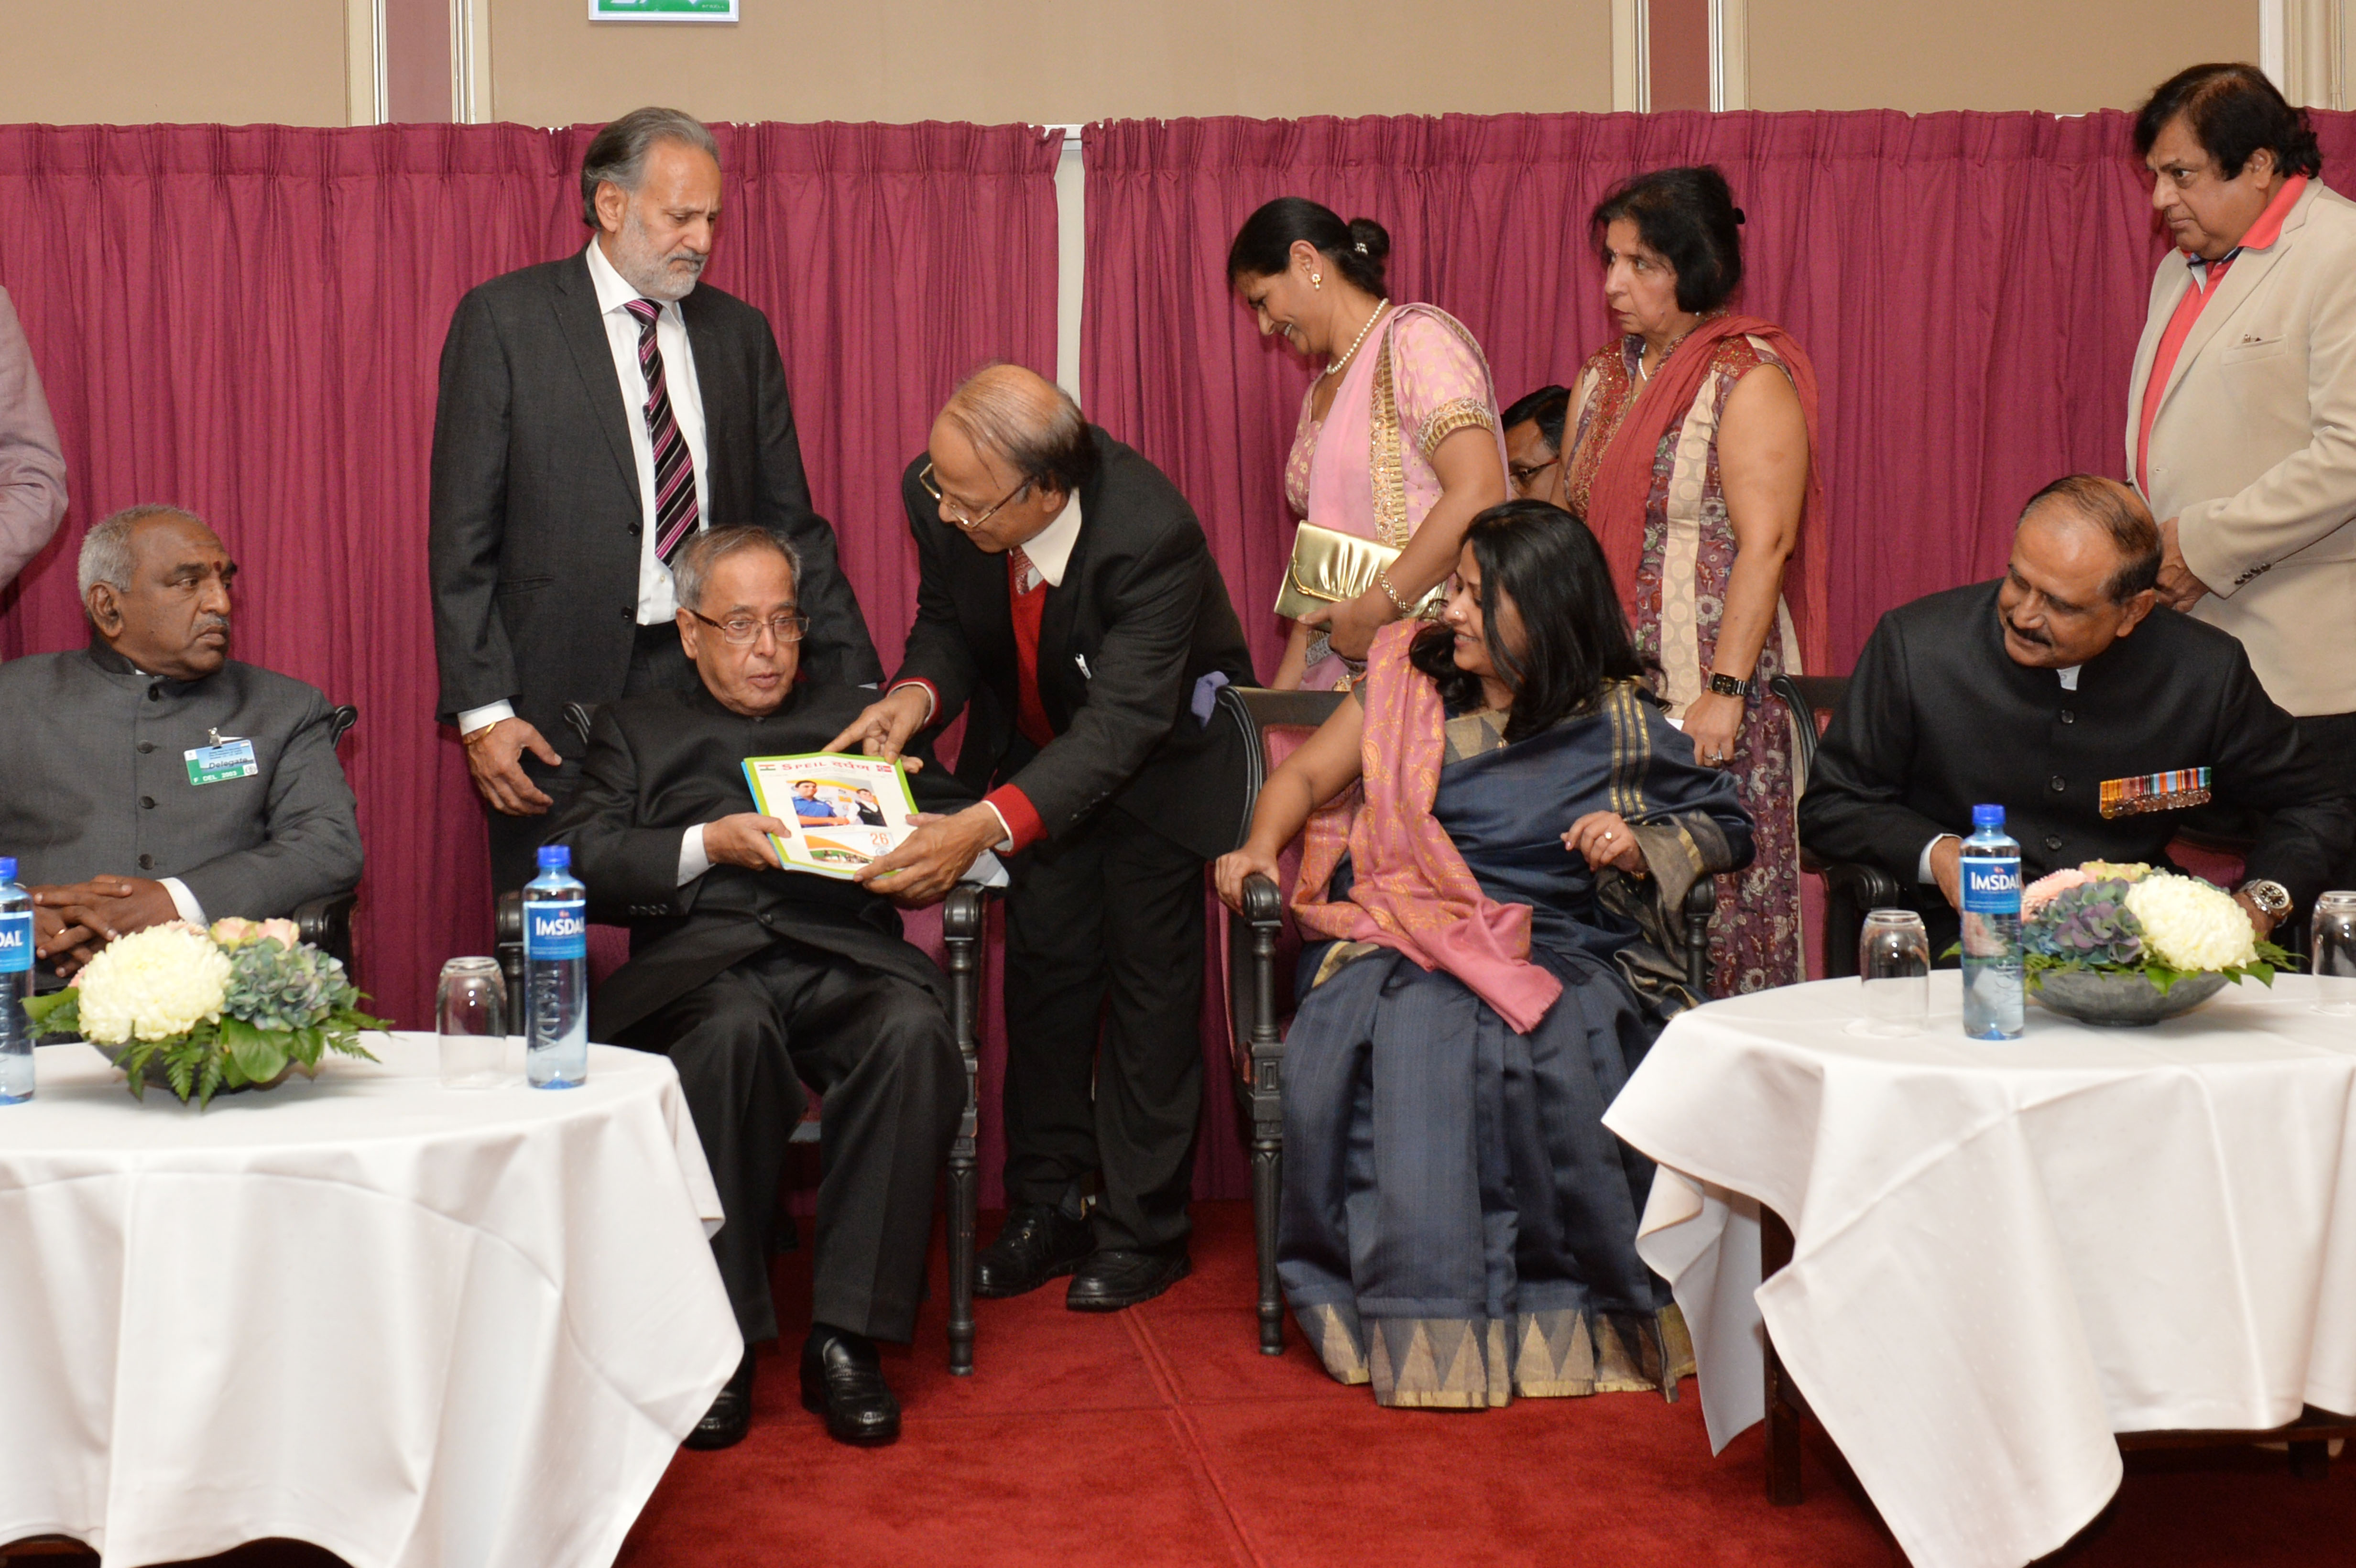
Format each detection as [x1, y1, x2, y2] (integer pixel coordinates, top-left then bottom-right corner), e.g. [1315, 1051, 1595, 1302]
[430, 106, 881, 895]
[0, 283, 69, 588]
[0, 506, 361, 978]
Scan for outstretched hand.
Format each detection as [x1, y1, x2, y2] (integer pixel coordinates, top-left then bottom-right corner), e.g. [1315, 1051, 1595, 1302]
[824, 685, 931, 771]
[851, 803, 1002, 906]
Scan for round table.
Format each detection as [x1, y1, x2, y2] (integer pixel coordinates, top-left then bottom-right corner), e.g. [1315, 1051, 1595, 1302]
[1604, 971, 2356, 1568]
[0, 1034, 740, 1568]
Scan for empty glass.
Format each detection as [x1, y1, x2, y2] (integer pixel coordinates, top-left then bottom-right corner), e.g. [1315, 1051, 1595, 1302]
[438, 957, 509, 1088]
[2312, 892, 2356, 1017]
[1859, 909, 1932, 1035]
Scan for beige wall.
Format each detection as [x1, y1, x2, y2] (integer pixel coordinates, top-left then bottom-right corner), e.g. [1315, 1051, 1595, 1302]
[1747, 0, 2260, 115]
[0, 0, 349, 126]
[484, 0, 1616, 127]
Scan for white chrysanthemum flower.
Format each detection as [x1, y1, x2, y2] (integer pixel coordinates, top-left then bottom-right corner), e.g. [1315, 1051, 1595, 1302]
[2124, 873, 2258, 972]
[74, 922, 233, 1044]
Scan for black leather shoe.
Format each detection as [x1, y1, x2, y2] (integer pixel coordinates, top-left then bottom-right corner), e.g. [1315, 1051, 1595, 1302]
[683, 1348, 755, 1451]
[974, 1204, 1094, 1299]
[799, 1326, 900, 1447]
[1066, 1245, 1192, 1312]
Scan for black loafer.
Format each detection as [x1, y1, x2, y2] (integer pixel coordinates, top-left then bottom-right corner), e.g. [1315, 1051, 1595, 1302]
[683, 1347, 755, 1451]
[799, 1327, 900, 1447]
[974, 1204, 1095, 1299]
[1066, 1246, 1192, 1312]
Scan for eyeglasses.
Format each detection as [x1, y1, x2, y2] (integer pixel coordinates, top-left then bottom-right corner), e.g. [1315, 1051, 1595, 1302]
[686, 608, 808, 646]
[1508, 456, 1563, 491]
[919, 460, 1032, 531]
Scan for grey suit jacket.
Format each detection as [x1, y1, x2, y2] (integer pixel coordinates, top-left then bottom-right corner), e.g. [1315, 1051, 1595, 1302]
[0, 284, 68, 589]
[428, 250, 882, 750]
[0, 642, 362, 919]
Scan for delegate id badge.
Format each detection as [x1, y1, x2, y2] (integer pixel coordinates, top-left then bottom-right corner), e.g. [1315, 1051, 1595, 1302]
[185, 736, 259, 786]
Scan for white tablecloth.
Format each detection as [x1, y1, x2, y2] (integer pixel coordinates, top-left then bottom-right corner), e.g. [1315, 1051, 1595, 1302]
[0, 1033, 741, 1568]
[1603, 972, 2356, 1568]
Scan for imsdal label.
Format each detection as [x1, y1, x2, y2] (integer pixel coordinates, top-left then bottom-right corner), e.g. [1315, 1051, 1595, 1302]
[0, 912, 30, 974]
[524, 900, 587, 961]
[1961, 859, 2020, 909]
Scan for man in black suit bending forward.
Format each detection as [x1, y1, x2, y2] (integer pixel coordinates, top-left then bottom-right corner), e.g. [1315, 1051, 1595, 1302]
[829, 365, 1255, 1313]
[1800, 475, 2355, 956]
[432, 106, 881, 896]
[548, 527, 961, 1452]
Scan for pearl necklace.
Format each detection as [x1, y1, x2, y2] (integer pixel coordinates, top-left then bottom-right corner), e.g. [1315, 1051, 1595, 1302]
[1321, 300, 1390, 380]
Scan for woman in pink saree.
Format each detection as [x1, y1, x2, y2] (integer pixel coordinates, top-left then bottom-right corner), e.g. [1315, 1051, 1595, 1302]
[1228, 200, 1510, 690]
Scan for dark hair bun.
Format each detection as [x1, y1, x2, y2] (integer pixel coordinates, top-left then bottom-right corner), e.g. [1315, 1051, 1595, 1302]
[1227, 198, 1392, 296]
[1346, 218, 1391, 266]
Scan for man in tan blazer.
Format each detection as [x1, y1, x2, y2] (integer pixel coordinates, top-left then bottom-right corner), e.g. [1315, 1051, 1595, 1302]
[2127, 63, 2356, 897]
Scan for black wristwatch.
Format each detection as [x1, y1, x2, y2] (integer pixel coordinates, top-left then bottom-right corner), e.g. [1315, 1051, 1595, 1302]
[1707, 671, 1755, 700]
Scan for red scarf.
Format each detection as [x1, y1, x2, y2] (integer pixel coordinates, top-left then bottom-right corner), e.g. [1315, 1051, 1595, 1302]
[1582, 315, 1829, 674]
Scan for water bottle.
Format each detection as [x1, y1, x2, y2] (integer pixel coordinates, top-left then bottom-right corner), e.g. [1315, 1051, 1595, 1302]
[1959, 805, 2024, 1040]
[0, 857, 31, 1103]
[523, 845, 588, 1089]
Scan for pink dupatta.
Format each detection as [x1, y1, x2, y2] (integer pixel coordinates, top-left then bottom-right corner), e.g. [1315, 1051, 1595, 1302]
[1290, 622, 1564, 1034]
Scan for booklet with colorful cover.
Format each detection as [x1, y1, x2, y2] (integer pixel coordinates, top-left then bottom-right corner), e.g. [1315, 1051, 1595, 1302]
[741, 752, 923, 880]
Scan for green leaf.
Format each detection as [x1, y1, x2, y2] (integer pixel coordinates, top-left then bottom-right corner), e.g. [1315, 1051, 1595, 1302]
[197, 1056, 224, 1105]
[22, 990, 78, 1029]
[165, 1052, 196, 1103]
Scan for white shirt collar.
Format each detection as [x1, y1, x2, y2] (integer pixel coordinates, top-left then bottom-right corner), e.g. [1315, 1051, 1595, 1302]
[585, 238, 663, 319]
[2058, 664, 2081, 691]
[1015, 494, 1083, 588]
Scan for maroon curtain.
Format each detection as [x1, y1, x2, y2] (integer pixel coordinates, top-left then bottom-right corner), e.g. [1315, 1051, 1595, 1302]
[1082, 109, 2356, 675]
[0, 120, 1060, 1042]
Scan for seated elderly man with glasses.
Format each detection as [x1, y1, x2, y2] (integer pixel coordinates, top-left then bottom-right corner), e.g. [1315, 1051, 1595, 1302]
[547, 525, 973, 1452]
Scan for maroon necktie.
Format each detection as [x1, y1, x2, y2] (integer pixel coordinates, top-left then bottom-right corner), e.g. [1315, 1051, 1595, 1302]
[622, 298, 700, 566]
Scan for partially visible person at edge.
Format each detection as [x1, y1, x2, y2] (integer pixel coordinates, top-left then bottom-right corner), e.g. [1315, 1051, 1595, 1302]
[1227, 198, 1510, 691]
[2129, 63, 2356, 891]
[1214, 501, 1752, 1410]
[1503, 383, 1572, 509]
[1560, 165, 1827, 994]
[0, 282, 68, 589]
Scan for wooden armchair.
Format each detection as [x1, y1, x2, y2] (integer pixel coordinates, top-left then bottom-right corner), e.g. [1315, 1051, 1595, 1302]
[1213, 685, 1719, 1356]
[290, 703, 362, 973]
[492, 703, 993, 1375]
[1771, 675, 1900, 979]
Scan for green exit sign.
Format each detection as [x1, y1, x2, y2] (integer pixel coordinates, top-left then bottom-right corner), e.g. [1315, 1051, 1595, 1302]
[589, 0, 738, 19]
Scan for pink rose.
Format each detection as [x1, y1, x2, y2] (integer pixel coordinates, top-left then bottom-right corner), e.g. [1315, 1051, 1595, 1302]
[258, 918, 302, 949]
[2022, 867, 2092, 918]
[209, 917, 262, 947]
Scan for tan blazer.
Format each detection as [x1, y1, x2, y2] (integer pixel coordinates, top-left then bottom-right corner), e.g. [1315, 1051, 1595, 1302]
[2127, 178, 2356, 717]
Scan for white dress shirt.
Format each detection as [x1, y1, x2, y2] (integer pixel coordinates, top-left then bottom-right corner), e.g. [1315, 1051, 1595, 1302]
[455, 240, 711, 738]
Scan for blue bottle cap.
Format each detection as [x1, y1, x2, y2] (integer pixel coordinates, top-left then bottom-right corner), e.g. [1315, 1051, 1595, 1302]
[1972, 804, 2006, 829]
[536, 845, 571, 871]
[0, 856, 14, 881]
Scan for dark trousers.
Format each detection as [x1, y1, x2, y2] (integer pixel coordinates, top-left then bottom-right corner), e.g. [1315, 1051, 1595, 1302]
[1002, 807, 1206, 1253]
[2297, 710, 2356, 894]
[614, 942, 963, 1346]
[484, 623, 698, 894]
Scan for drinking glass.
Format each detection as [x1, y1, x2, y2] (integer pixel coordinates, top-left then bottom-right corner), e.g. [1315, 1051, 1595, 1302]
[1858, 909, 1932, 1035]
[2312, 892, 2356, 1017]
[438, 957, 509, 1088]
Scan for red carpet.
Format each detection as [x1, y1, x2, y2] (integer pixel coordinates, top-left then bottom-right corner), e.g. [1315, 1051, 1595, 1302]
[612, 1202, 2356, 1568]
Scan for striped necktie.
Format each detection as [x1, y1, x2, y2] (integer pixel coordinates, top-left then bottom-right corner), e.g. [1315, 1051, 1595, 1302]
[622, 298, 700, 567]
[1010, 544, 1044, 595]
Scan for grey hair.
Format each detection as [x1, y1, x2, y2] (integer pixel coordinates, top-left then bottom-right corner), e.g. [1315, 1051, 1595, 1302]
[939, 364, 1100, 499]
[579, 107, 720, 227]
[78, 504, 206, 601]
[671, 526, 800, 613]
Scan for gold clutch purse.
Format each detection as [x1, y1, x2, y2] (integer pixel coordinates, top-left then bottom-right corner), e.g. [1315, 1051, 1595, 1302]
[1274, 521, 1442, 621]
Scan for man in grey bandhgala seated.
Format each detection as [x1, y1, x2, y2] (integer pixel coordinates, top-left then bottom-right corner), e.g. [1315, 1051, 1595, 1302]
[1799, 475, 2356, 958]
[0, 505, 361, 980]
[546, 526, 966, 1453]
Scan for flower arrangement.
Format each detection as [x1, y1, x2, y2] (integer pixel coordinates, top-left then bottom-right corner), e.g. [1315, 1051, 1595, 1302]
[2018, 861, 2292, 996]
[22, 917, 384, 1106]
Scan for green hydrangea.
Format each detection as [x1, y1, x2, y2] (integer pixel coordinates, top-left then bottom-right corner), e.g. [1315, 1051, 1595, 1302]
[222, 938, 357, 1033]
[2021, 879, 2146, 968]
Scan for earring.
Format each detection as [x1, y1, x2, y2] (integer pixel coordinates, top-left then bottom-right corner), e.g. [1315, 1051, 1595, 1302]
[1311, 272, 1323, 289]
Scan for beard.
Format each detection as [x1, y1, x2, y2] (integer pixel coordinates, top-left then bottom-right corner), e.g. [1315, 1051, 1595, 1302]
[611, 207, 707, 302]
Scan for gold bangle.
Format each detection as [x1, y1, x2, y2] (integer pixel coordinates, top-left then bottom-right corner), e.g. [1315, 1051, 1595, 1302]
[1374, 569, 1417, 619]
[461, 721, 501, 746]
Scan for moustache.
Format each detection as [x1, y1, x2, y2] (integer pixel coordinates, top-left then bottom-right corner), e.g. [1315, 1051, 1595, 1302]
[665, 251, 708, 272]
[2003, 615, 2051, 648]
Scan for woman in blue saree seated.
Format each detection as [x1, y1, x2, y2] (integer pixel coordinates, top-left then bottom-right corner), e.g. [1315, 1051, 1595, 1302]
[1214, 501, 1752, 1409]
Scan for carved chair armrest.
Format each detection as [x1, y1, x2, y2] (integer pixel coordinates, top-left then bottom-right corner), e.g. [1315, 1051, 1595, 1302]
[1680, 877, 1716, 997]
[294, 890, 358, 971]
[1816, 859, 1904, 979]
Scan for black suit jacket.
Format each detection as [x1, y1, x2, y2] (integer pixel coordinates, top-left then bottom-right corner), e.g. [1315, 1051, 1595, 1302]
[546, 680, 971, 1042]
[890, 427, 1257, 862]
[1799, 580, 2356, 944]
[428, 250, 883, 747]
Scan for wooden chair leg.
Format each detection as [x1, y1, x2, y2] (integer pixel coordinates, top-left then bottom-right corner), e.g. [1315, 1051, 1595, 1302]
[943, 887, 985, 1377]
[1253, 1110, 1284, 1355]
[1240, 877, 1289, 1356]
[1761, 1206, 1805, 1504]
